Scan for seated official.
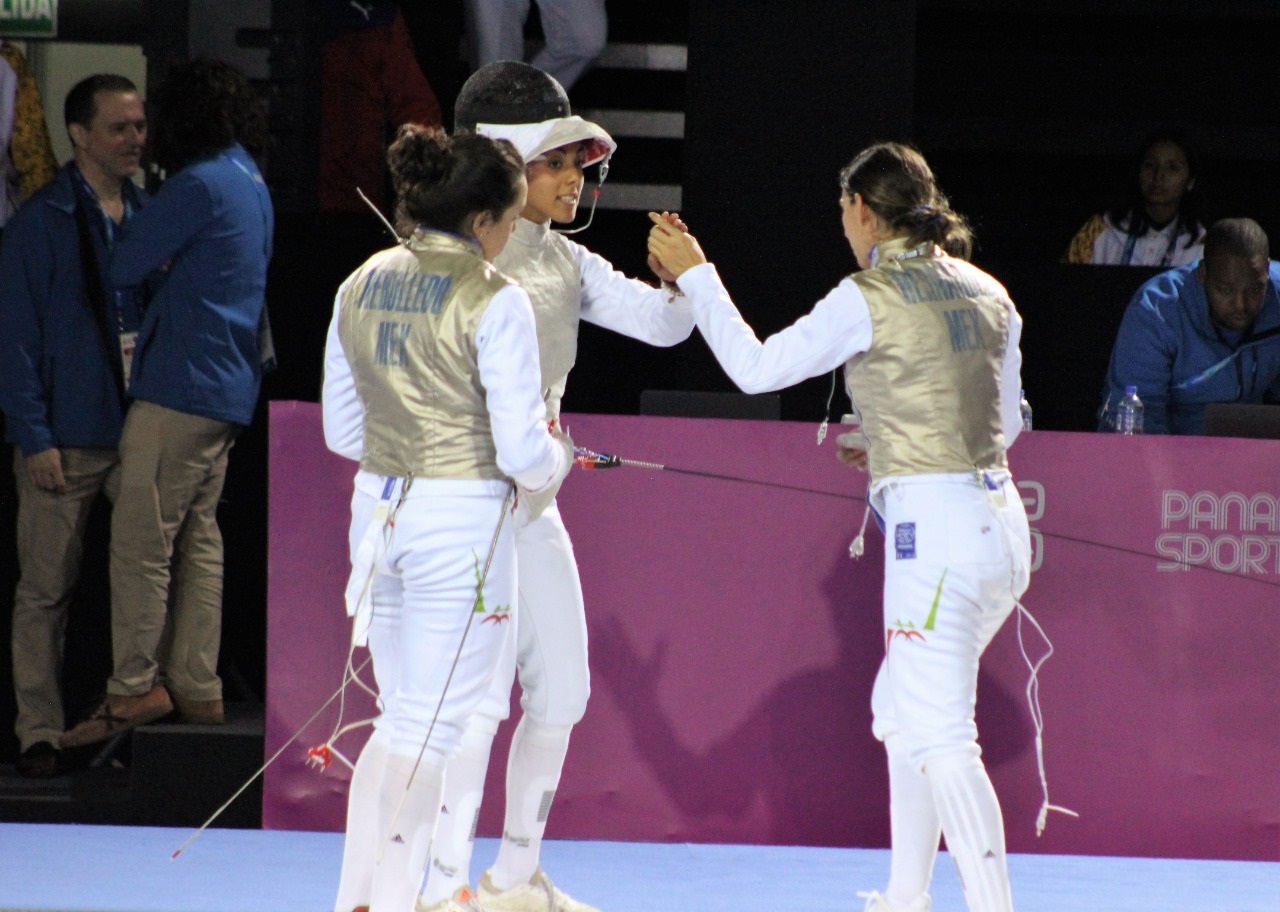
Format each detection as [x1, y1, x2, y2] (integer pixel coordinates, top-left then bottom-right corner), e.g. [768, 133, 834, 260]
[1099, 217, 1280, 434]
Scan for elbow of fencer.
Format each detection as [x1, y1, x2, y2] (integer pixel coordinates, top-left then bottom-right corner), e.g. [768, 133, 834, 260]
[734, 375, 776, 396]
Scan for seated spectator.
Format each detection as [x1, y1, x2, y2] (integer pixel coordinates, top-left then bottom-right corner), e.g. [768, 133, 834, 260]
[1065, 129, 1205, 267]
[1098, 217, 1280, 434]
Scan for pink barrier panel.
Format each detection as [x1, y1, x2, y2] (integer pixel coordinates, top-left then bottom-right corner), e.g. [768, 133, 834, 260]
[265, 401, 1280, 860]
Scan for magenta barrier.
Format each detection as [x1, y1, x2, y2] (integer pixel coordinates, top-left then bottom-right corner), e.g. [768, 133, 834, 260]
[266, 401, 1280, 860]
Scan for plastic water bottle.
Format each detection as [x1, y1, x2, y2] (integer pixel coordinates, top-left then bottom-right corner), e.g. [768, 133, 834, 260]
[1117, 385, 1144, 435]
[1019, 389, 1033, 431]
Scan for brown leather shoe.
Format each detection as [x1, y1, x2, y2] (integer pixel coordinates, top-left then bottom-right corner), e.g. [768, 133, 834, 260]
[173, 695, 225, 724]
[59, 685, 174, 748]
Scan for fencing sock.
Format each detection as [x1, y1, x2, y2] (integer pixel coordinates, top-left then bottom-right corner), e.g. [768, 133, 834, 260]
[333, 729, 390, 912]
[925, 749, 1013, 912]
[487, 717, 572, 890]
[883, 734, 939, 912]
[418, 715, 501, 906]
[371, 751, 445, 912]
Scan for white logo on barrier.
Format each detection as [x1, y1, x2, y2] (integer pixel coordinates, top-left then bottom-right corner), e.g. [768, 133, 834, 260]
[1156, 490, 1280, 575]
[1018, 480, 1044, 572]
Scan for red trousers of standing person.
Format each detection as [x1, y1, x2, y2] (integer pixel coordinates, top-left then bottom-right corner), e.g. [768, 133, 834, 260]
[318, 11, 442, 212]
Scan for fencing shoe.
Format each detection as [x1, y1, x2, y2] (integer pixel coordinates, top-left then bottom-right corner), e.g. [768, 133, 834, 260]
[857, 891, 932, 912]
[416, 885, 482, 912]
[477, 868, 599, 912]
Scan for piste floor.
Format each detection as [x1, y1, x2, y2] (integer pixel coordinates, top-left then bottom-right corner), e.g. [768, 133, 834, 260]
[0, 824, 1277, 911]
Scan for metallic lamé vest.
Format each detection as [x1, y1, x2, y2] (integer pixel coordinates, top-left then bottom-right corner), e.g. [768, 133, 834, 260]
[493, 218, 579, 421]
[338, 230, 513, 479]
[843, 239, 1010, 479]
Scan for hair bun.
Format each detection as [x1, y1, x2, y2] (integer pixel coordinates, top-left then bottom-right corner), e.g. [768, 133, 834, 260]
[388, 123, 452, 192]
[911, 203, 942, 227]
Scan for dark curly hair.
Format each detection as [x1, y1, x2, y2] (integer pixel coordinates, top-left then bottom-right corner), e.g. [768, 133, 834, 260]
[387, 123, 524, 237]
[149, 58, 269, 173]
[840, 142, 974, 261]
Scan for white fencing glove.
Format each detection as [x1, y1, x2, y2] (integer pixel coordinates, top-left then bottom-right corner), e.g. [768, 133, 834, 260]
[516, 426, 574, 525]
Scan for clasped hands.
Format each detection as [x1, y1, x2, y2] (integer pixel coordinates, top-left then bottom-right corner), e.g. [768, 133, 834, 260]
[646, 210, 707, 285]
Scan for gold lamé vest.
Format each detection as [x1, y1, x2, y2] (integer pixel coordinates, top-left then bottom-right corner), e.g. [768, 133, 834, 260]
[338, 230, 513, 479]
[843, 239, 1011, 479]
[493, 218, 579, 421]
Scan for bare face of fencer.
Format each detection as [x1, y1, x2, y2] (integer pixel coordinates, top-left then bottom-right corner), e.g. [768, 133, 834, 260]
[1198, 252, 1269, 333]
[841, 192, 878, 270]
[479, 174, 529, 262]
[522, 141, 588, 225]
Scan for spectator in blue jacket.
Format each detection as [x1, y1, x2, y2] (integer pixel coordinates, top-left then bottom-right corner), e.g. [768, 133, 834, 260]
[1099, 217, 1280, 434]
[0, 74, 147, 777]
[61, 59, 274, 748]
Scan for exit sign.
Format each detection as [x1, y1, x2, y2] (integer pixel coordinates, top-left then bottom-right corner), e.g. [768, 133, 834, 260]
[0, 0, 57, 38]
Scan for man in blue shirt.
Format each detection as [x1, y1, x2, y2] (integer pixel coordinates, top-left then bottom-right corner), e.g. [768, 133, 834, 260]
[0, 74, 147, 777]
[60, 60, 274, 749]
[1099, 217, 1280, 434]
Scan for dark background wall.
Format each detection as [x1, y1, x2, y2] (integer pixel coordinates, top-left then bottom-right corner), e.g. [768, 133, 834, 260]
[4, 0, 1280, 764]
[259, 0, 1280, 428]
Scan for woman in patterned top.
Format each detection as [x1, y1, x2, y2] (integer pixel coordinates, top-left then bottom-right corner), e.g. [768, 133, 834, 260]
[1063, 128, 1205, 267]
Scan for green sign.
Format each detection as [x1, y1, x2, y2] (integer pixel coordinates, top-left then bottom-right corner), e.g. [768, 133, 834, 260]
[0, 0, 57, 39]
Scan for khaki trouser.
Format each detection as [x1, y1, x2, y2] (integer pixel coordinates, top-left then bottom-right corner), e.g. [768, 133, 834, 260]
[108, 401, 235, 702]
[11, 447, 119, 751]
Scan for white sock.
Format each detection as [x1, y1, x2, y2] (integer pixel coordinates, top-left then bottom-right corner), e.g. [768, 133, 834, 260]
[418, 715, 501, 905]
[925, 749, 1013, 912]
[334, 729, 390, 912]
[371, 751, 445, 912]
[884, 734, 939, 911]
[487, 717, 571, 891]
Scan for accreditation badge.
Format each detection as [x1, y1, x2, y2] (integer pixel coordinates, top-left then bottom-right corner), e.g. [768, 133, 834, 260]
[119, 330, 139, 388]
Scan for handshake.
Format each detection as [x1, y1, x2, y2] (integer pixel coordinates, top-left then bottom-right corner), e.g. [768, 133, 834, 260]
[645, 210, 708, 286]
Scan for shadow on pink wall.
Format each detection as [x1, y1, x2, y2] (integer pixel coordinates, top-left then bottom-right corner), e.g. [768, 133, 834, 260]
[266, 402, 1280, 861]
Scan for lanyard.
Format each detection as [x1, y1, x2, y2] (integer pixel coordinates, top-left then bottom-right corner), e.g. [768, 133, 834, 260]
[1121, 220, 1180, 267]
[70, 165, 134, 249]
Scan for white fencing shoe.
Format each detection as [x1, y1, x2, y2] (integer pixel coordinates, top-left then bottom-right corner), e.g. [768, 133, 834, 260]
[857, 890, 932, 912]
[477, 868, 600, 912]
[416, 885, 482, 912]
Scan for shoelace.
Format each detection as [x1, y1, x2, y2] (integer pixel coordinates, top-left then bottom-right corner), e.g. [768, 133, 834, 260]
[91, 700, 128, 729]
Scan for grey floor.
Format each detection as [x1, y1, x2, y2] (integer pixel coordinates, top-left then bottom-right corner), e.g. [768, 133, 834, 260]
[0, 823, 1276, 912]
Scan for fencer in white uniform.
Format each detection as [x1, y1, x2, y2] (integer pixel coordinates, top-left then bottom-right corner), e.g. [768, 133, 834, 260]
[649, 142, 1032, 912]
[414, 63, 695, 912]
[323, 125, 570, 912]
